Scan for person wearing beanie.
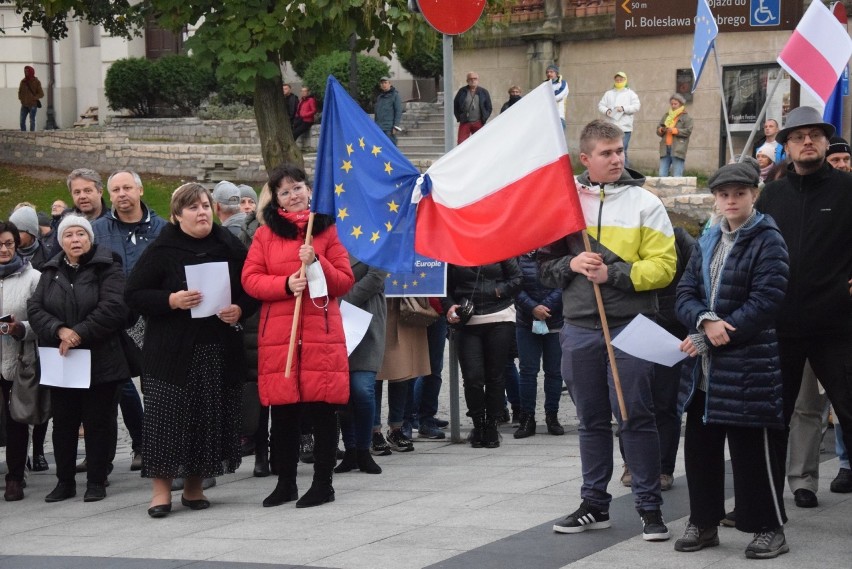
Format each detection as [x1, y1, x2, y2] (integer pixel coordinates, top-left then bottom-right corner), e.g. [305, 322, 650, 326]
[238, 184, 258, 213]
[28, 211, 132, 504]
[9, 206, 48, 270]
[598, 71, 640, 166]
[674, 158, 790, 558]
[656, 93, 693, 177]
[546, 64, 569, 129]
[18, 65, 43, 131]
[755, 106, 852, 518]
[756, 145, 776, 182]
[826, 136, 851, 172]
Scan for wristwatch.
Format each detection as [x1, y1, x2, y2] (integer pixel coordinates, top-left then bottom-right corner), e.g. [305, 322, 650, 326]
[0, 323, 9, 334]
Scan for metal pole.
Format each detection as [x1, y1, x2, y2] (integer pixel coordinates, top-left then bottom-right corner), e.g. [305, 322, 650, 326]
[713, 45, 734, 162]
[442, 33, 462, 443]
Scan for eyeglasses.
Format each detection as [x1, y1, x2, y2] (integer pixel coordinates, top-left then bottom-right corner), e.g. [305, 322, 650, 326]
[0, 242, 15, 250]
[277, 186, 308, 199]
[467, 77, 478, 83]
[787, 130, 826, 144]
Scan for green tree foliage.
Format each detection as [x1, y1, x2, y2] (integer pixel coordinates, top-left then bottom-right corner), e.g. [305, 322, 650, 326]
[0, 0, 145, 38]
[151, 55, 216, 115]
[303, 52, 390, 114]
[396, 27, 442, 86]
[104, 57, 155, 116]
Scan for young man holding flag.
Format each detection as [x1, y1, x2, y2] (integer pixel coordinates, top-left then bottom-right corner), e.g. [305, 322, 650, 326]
[539, 119, 676, 541]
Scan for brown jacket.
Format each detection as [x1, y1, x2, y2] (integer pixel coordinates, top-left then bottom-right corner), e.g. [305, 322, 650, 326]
[19, 78, 44, 108]
[377, 298, 430, 382]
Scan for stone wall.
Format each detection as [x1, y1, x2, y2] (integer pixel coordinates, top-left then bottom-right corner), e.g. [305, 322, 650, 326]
[106, 118, 261, 145]
[644, 176, 713, 222]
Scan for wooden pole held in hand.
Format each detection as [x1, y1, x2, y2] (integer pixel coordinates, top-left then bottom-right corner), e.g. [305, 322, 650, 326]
[285, 212, 316, 378]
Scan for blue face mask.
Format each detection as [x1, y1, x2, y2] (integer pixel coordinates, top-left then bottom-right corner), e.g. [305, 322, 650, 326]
[532, 320, 549, 335]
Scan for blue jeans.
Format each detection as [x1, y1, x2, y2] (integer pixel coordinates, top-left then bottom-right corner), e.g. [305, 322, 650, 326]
[413, 317, 447, 420]
[516, 326, 563, 414]
[622, 131, 632, 167]
[560, 323, 662, 511]
[504, 361, 520, 408]
[837, 417, 850, 469]
[659, 146, 685, 177]
[120, 379, 144, 451]
[374, 379, 410, 429]
[20, 106, 37, 131]
[341, 371, 377, 450]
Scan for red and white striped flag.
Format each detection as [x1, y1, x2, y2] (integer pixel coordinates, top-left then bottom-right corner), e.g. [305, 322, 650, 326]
[777, 1, 852, 104]
[413, 81, 585, 266]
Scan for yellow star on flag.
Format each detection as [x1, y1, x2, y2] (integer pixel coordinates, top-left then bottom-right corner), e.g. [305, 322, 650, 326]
[358, 137, 365, 150]
[351, 226, 363, 239]
[372, 145, 382, 157]
[420, 272, 426, 278]
[334, 183, 345, 196]
[387, 200, 399, 213]
[337, 207, 349, 221]
[412, 280, 418, 287]
[384, 221, 393, 232]
[384, 162, 393, 175]
[341, 160, 353, 173]
[402, 283, 408, 289]
[370, 231, 380, 244]
[392, 280, 398, 286]
[346, 143, 354, 156]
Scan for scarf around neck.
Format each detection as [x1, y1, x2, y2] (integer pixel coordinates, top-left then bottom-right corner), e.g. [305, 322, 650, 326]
[0, 254, 25, 279]
[664, 106, 685, 128]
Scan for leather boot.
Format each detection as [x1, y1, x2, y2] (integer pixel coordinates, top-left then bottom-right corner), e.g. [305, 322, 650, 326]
[253, 445, 270, 478]
[356, 449, 382, 474]
[4, 479, 24, 501]
[262, 478, 298, 507]
[513, 413, 536, 439]
[483, 415, 500, 448]
[296, 477, 335, 508]
[545, 412, 565, 436]
[334, 449, 357, 473]
[469, 414, 486, 448]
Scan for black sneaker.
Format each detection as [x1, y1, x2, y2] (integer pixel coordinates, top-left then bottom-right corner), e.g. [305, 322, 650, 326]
[745, 527, 789, 559]
[386, 429, 414, 452]
[553, 500, 611, 533]
[831, 467, 852, 493]
[639, 509, 670, 541]
[513, 413, 536, 439]
[674, 523, 719, 552]
[370, 432, 392, 456]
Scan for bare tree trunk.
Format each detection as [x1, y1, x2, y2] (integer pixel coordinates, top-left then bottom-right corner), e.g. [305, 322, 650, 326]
[254, 54, 302, 173]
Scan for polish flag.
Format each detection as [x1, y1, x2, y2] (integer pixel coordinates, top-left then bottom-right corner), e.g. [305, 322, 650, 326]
[778, 1, 852, 104]
[414, 81, 585, 267]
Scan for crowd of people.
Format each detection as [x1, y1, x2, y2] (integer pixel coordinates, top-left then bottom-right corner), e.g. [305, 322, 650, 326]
[1, 68, 851, 563]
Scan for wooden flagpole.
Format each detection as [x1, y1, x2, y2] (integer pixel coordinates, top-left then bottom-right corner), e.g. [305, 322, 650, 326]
[582, 230, 628, 421]
[285, 211, 316, 378]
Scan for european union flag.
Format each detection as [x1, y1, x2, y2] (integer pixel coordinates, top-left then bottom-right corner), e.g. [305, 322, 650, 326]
[313, 76, 422, 273]
[691, 0, 719, 92]
[385, 253, 447, 297]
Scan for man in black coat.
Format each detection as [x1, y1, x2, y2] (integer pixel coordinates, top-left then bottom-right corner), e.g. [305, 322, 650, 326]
[453, 71, 492, 144]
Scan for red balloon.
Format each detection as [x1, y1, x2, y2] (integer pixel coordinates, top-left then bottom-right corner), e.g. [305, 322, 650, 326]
[416, 0, 487, 35]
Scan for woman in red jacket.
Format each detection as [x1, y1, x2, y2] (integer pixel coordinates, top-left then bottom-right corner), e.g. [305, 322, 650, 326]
[291, 87, 317, 143]
[242, 164, 354, 509]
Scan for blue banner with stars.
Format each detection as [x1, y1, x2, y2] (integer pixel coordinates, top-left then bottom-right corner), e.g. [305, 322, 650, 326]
[384, 253, 447, 298]
[312, 76, 422, 274]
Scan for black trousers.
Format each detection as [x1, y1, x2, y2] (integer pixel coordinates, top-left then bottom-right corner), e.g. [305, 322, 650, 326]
[269, 402, 337, 482]
[51, 382, 122, 485]
[684, 390, 787, 533]
[1, 378, 31, 482]
[772, 334, 852, 489]
[456, 322, 514, 418]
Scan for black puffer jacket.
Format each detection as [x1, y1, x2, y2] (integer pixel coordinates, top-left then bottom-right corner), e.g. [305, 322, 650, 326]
[443, 261, 522, 316]
[514, 251, 563, 330]
[27, 244, 131, 385]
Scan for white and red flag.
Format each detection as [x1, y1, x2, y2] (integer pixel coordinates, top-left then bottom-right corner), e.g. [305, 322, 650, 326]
[413, 81, 585, 266]
[777, 0, 852, 104]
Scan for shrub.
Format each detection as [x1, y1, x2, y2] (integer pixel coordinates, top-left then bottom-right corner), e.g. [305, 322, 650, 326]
[302, 51, 390, 113]
[104, 58, 155, 116]
[151, 55, 216, 115]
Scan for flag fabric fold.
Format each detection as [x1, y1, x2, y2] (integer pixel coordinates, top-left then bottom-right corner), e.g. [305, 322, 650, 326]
[691, 0, 719, 93]
[414, 81, 584, 266]
[312, 76, 422, 273]
[777, 0, 852, 105]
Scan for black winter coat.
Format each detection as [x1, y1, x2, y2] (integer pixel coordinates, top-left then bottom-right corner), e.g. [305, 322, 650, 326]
[124, 223, 258, 387]
[514, 251, 563, 330]
[676, 213, 789, 429]
[443, 261, 522, 316]
[27, 244, 132, 386]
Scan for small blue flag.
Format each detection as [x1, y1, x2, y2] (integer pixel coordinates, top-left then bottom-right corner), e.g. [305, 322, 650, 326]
[312, 76, 421, 273]
[823, 67, 846, 135]
[691, 0, 719, 93]
[384, 253, 447, 297]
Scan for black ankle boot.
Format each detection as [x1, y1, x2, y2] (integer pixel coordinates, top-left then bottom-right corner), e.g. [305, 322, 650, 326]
[469, 414, 486, 448]
[334, 449, 358, 473]
[356, 449, 382, 474]
[295, 479, 335, 508]
[483, 415, 500, 448]
[545, 412, 565, 436]
[45, 481, 76, 503]
[513, 413, 536, 439]
[253, 447, 270, 478]
[262, 478, 298, 507]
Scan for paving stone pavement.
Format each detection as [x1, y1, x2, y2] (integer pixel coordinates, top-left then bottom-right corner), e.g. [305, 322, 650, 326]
[1, 371, 850, 568]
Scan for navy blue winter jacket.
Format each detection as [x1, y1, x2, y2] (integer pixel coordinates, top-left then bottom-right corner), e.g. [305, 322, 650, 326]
[676, 212, 789, 429]
[514, 251, 563, 331]
[92, 202, 168, 276]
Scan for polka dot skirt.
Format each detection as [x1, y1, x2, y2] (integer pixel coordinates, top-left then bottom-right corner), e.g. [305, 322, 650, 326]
[141, 343, 242, 479]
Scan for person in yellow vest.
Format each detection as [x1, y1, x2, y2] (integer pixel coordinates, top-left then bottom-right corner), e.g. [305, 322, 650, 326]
[656, 93, 693, 177]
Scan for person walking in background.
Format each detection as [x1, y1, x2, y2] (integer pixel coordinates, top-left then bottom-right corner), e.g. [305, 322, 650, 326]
[453, 71, 492, 144]
[546, 64, 569, 129]
[513, 249, 565, 439]
[674, 160, 790, 558]
[500, 85, 522, 113]
[18, 66, 43, 132]
[656, 93, 693, 177]
[598, 72, 640, 167]
[374, 76, 403, 145]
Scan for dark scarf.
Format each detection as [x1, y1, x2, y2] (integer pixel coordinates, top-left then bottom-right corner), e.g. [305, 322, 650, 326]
[0, 254, 25, 279]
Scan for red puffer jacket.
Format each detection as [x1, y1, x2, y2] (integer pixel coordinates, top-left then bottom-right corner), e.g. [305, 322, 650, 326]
[242, 207, 354, 406]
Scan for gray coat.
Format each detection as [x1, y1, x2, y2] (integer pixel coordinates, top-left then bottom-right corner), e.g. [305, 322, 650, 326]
[340, 256, 386, 372]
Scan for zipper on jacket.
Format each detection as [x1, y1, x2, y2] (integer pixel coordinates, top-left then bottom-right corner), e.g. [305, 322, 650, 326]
[596, 187, 605, 254]
[261, 304, 272, 337]
[324, 305, 329, 333]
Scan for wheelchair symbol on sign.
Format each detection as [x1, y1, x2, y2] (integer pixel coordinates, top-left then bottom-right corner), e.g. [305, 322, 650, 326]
[751, 0, 778, 26]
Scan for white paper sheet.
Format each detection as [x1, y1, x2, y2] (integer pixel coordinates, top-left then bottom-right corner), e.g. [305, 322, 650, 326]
[339, 300, 372, 356]
[37, 348, 92, 388]
[185, 262, 231, 318]
[611, 314, 688, 367]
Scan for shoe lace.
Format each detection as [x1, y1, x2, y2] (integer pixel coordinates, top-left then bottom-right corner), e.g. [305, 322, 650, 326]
[683, 523, 700, 540]
[752, 530, 775, 547]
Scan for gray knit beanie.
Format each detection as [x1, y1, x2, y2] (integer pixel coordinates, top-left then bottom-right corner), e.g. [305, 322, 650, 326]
[9, 206, 39, 238]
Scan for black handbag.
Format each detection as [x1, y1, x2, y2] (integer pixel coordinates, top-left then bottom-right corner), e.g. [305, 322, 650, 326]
[9, 341, 51, 425]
